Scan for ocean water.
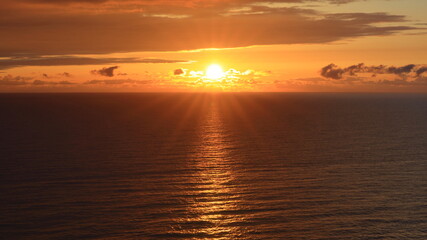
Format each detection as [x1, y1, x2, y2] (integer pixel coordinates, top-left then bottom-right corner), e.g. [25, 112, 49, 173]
[0, 93, 426, 239]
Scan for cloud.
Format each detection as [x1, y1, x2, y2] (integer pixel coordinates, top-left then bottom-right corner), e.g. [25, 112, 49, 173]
[0, 56, 189, 70]
[85, 79, 151, 85]
[320, 64, 345, 80]
[171, 66, 269, 89]
[0, 73, 147, 87]
[0, 74, 33, 85]
[174, 69, 185, 75]
[274, 63, 427, 91]
[373, 78, 427, 86]
[315, 63, 427, 89]
[33, 80, 75, 85]
[60, 72, 73, 77]
[0, 74, 78, 86]
[415, 67, 427, 76]
[388, 64, 417, 75]
[91, 66, 119, 77]
[320, 63, 427, 80]
[0, 1, 420, 56]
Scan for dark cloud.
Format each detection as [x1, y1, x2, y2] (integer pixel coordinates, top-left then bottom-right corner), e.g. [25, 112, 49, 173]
[33, 80, 75, 85]
[0, 56, 188, 70]
[85, 79, 151, 85]
[0, 1, 418, 56]
[60, 72, 73, 77]
[321, 64, 344, 80]
[415, 67, 427, 76]
[174, 68, 185, 75]
[388, 64, 416, 75]
[91, 66, 119, 77]
[321, 63, 427, 79]
[316, 63, 427, 89]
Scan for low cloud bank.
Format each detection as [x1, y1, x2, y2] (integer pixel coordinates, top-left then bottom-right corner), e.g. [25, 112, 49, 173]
[321, 63, 427, 80]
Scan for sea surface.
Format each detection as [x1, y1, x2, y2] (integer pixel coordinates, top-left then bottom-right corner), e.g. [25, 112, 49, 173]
[0, 93, 426, 239]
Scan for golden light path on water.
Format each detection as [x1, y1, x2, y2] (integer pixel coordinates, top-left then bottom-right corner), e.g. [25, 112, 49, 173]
[168, 97, 247, 239]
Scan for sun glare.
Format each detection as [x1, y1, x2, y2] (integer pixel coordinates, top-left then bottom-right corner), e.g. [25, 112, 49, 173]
[206, 64, 224, 80]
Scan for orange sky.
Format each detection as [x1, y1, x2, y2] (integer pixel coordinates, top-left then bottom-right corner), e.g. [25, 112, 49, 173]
[1, 0, 426, 92]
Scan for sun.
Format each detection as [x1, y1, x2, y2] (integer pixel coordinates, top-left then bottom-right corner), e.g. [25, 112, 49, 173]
[206, 64, 224, 80]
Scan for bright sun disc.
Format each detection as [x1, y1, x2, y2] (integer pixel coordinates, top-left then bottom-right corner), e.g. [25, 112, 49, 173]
[206, 64, 224, 80]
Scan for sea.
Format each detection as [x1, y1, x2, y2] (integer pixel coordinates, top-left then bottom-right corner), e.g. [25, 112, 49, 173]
[0, 93, 426, 239]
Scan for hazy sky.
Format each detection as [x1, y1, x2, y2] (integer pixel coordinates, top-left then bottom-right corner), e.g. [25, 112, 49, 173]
[1, 0, 426, 92]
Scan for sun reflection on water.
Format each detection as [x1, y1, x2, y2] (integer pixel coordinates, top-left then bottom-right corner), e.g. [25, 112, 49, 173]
[168, 97, 247, 239]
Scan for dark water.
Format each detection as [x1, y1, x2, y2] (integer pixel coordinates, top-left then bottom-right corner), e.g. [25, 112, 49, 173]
[0, 93, 426, 239]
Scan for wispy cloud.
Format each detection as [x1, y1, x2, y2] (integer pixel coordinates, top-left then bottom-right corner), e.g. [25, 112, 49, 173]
[0, 56, 189, 70]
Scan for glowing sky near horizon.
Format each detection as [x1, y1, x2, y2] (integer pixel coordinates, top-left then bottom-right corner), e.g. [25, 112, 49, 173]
[0, 0, 426, 92]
